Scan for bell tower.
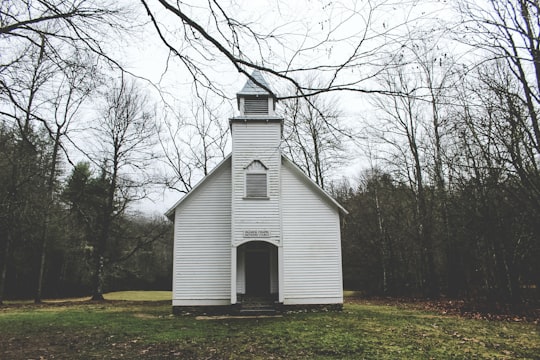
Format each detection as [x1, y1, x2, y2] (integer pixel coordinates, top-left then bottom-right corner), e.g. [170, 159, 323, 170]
[229, 71, 283, 304]
[236, 71, 277, 117]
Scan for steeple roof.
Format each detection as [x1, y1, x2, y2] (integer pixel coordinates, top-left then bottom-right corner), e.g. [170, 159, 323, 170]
[237, 70, 275, 98]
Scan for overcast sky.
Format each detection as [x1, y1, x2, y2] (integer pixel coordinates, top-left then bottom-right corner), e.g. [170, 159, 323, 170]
[109, 0, 457, 216]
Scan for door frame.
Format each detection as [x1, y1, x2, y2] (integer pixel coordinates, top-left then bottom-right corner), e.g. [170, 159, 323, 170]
[232, 240, 280, 303]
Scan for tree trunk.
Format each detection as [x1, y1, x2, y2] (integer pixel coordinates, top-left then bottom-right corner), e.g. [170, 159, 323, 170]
[91, 254, 105, 301]
[0, 235, 11, 305]
[373, 183, 390, 295]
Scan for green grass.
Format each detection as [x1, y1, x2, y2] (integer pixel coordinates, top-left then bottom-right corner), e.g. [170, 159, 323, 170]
[0, 294, 538, 359]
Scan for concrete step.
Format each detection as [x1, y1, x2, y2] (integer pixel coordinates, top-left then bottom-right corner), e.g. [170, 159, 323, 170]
[238, 299, 279, 315]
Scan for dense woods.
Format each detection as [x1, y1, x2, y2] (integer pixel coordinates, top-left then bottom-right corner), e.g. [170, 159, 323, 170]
[336, 169, 539, 303]
[1, 0, 538, 306]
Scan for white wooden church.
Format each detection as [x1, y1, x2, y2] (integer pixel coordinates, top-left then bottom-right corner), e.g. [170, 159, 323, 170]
[165, 71, 347, 312]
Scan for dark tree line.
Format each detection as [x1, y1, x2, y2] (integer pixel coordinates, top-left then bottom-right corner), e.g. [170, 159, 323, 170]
[0, 126, 173, 302]
[336, 167, 539, 304]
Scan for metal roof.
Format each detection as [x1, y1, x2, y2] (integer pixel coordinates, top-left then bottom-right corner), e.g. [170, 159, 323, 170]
[237, 70, 275, 97]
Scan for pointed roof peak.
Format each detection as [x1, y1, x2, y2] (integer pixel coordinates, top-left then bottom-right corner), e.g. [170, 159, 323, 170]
[237, 70, 275, 98]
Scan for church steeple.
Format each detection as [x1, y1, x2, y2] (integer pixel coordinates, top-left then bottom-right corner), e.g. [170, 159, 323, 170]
[229, 70, 283, 270]
[236, 70, 277, 117]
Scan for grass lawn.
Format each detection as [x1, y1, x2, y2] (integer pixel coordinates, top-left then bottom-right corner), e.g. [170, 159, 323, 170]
[0, 293, 538, 359]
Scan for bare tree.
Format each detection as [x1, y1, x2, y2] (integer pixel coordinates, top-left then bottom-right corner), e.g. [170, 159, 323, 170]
[0, 35, 55, 304]
[281, 78, 352, 189]
[454, 0, 540, 299]
[1, 1, 138, 303]
[406, 38, 461, 297]
[139, 0, 448, 99]
[450, 60, 539, 302]
[371, 61, 439, 297]
[0, 0, 126, 69]
[159, 92, 230, 194]
[456, 0, 539, 154]
[34, 52, 97, 303]
[89, 77, 156, 300]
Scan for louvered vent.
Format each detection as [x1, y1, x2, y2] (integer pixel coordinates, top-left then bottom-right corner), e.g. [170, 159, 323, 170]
[244, 97, 268, 115]
[246, 173, 267, 197]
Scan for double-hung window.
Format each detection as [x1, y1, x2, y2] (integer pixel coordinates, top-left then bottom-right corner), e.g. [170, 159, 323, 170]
[245, 160, 268, 199]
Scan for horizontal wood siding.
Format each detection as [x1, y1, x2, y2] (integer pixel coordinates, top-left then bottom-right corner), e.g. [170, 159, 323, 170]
[281, 162, 343, 304]
[173, 161, 231, 303]
[231, 122, 281, 245]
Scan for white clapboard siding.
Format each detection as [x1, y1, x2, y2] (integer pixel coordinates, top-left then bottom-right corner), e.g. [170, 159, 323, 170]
[231, 121, 282, 245]
[172, 159, 232, 306]
[281, 159, 343, 305]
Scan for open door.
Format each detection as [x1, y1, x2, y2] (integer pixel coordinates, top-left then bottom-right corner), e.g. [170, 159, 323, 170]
[237, 241, 277, 299]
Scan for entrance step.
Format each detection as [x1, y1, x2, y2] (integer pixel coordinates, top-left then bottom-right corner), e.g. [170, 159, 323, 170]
[238, 295, 279, 315]
[239, 308, 278, 315]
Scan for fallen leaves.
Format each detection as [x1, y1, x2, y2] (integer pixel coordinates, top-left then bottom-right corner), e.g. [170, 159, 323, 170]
[347, 297, 540, 323]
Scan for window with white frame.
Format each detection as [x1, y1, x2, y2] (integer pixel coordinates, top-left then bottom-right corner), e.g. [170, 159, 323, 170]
[245, 160, 268, 198]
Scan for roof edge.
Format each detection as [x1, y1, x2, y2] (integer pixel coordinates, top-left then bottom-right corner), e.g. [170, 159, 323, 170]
[229, 116, 283, 122]
[164, 155, 232, 220]
[281, 155, 349, 215]
[237, 70, 277, 98]
[164, 153, 349, 220]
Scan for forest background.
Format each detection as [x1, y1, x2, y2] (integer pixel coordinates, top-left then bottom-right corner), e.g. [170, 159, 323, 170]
[0, 0, 538, 306]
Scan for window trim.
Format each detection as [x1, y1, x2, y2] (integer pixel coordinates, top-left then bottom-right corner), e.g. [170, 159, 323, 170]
[244, 160, 269, 199]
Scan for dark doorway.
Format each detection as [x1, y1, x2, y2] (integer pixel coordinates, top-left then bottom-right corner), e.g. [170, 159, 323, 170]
[245, 249, 270, 295]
